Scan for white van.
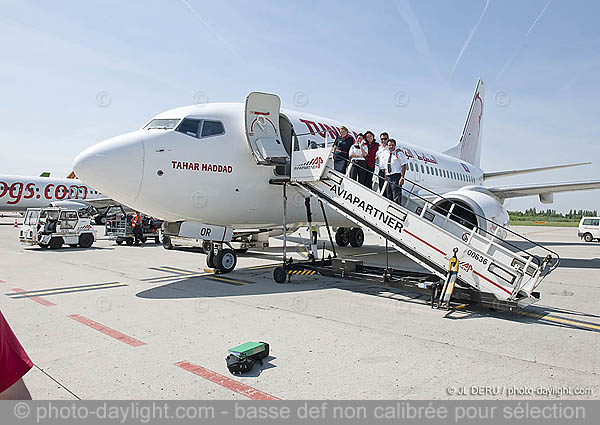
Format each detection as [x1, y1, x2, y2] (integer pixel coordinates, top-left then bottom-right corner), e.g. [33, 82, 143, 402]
[578, 217, 600, 242]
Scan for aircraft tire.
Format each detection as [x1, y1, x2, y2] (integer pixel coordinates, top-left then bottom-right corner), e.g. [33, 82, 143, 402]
[348, 228, 364, 248]
[206, 249, 216, 269]
[335, 228, 349, 247]
[215, 248, 237, 274]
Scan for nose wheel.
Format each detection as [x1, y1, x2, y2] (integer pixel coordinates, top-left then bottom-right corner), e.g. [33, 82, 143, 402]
[205, 243, 237, 273]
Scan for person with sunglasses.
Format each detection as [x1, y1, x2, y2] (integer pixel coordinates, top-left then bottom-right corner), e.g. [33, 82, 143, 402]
[375, 132, 390, 191]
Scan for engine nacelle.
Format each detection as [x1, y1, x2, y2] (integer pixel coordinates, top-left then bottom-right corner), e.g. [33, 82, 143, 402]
[49, 200, 88, 210]
[433, 187, 509, 238]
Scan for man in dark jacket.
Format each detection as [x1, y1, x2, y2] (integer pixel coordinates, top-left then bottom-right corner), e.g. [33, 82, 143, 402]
[333, 126, 354, 173]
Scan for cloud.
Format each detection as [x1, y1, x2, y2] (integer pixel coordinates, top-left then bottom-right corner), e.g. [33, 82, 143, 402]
[393, 0, 442, 81]
[494, 0, 552, 83]
[179, 0, 246, 64]
[448, 0, 490, 80]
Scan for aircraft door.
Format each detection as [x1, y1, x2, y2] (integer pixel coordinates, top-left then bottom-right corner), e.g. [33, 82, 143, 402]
[245, 92, 288, 165]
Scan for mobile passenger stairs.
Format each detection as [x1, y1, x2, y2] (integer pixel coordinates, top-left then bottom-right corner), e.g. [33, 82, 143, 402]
[245, 92, 559, 311]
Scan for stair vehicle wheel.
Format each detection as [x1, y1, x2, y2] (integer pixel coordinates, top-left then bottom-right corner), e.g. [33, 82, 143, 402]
[348, 227, 364, 248]
[95, 215, 106, 225]
[116, 239, 123, 245]
[335, 228, 349, 247]
[79, 233, 94, 248]
[49, 237, 63, 249]
[584, 233, 593, 243]
[273, 267, 287, 284]
[125, 238, 134, 246]
[162, 235, 173, 250]
[206, 249, 216, 269]
[215, 248, 237, 273]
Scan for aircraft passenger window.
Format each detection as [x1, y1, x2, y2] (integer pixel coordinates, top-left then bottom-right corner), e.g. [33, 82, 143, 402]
[409, 163, 414, 171]
[176, 119, 201, 138]
[201, 120, 225, 137]
[426, 166, 430, 174]
[421, 164, 425, 173]
[435, 168, 439, 176]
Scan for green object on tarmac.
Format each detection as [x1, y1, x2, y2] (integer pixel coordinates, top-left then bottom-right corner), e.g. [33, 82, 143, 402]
[228, 342, 269, 359]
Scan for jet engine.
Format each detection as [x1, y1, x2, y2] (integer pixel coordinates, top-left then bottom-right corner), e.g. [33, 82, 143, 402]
[433, 187, 509, 238]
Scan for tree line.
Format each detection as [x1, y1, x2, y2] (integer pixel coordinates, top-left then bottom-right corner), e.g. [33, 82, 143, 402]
[509, 208, 598, 221]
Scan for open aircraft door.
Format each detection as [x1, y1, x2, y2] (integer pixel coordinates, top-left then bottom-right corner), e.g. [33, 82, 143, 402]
[245, 92, 289, 166]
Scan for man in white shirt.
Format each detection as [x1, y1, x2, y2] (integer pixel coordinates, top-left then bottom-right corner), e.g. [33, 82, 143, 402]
[375, 132, 390, 190]
[379, 139, 407, 204]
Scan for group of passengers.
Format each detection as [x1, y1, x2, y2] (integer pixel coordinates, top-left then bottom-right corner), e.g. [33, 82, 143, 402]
[333, 126, 407, 205]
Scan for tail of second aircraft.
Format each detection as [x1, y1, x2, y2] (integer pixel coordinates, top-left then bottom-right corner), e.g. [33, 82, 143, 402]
[444, 79, 485, 168]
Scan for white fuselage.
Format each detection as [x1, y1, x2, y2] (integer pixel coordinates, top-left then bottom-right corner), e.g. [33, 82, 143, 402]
[0, 175, 103, 212]
[73, 103, 490, 229]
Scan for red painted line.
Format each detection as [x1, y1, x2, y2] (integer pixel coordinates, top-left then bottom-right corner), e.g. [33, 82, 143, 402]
[403, 230, 447, 256]
[473, 270, 512, 295]
[67, 314, 146, 347]
[0, 279, 5, 283]
[175, 361, 280, 400]
[11, 288, 56, 307]
[253, 111, 269, 116]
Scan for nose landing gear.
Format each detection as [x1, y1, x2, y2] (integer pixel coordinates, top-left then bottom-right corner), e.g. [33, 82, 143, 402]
[205, 242, 237, 273]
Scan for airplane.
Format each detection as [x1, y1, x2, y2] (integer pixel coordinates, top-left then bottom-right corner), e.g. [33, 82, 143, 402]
[72, 79, 600, 271]
[0, 172, 112, 224]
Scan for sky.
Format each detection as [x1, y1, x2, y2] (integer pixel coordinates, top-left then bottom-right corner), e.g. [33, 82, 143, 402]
[1, 0, 599, 213]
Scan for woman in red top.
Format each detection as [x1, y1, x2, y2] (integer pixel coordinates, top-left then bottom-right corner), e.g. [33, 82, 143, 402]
[363, 131, 378, 189]
[0, 311, 32, 399]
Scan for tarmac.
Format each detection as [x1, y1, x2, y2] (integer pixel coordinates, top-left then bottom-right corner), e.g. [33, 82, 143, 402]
[0, 219, 598, 400]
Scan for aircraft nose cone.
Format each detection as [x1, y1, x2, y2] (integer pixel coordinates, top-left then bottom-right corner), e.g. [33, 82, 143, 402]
[73, 131, 144, 205]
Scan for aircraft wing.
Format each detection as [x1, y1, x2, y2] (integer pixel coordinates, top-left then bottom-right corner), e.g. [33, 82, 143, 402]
[82, 197, 122, 209]
[487, 180, 600, 200]
[483, 162, 590, 180]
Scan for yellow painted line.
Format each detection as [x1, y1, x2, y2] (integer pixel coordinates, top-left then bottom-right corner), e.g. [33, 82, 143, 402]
[245, 264, 279, 270]
[148, 273, 208, 282]
[9, 282, 126, 297]
[155, 266, 195, 275]
[517, 310, 600, 331]
[207, 276, 248, 285]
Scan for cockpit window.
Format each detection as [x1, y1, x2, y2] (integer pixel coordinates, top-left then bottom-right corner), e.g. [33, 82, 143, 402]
[145, 119, 180, 130]
[201, 120, 225, 137]
[176, 119, 201, 138]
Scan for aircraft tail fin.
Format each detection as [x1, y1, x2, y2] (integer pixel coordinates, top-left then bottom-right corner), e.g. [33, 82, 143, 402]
[40, 172, 51, 177]
[67, 171, 77, 179]
[443, 79, 485, 167]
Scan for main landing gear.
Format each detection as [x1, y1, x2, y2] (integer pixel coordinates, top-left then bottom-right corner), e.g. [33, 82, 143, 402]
[335, 227, 364, 248]
[205, 242, 237, 274]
